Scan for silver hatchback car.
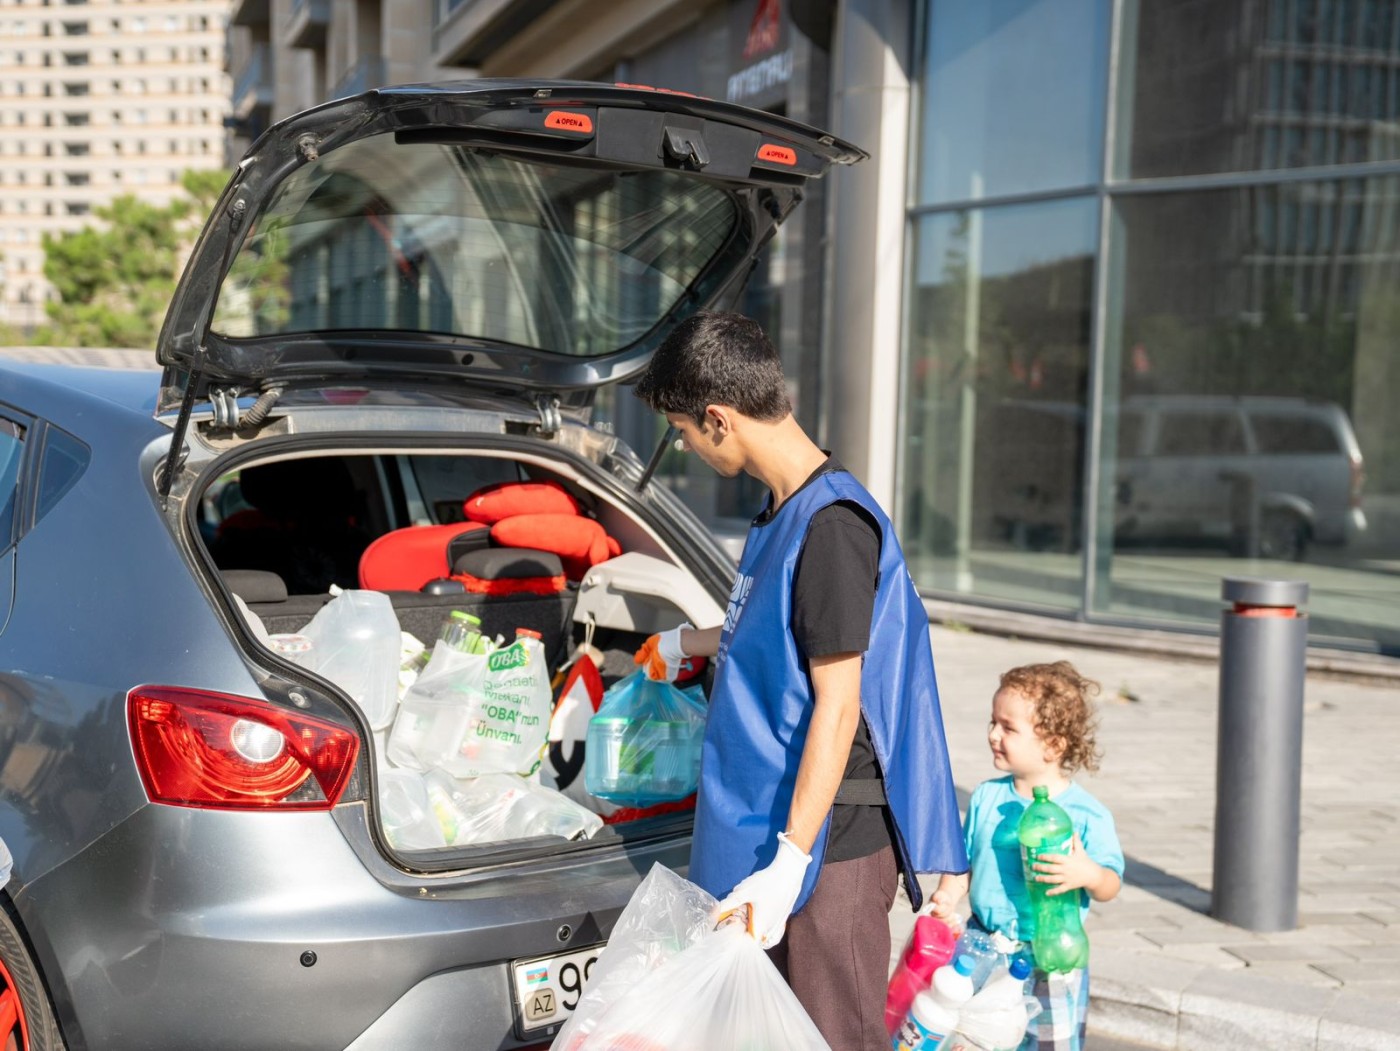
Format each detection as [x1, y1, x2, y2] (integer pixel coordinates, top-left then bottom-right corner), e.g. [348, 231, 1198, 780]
[0, 81, 861, 1050]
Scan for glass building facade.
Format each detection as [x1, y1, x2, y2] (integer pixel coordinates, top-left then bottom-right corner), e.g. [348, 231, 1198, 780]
[900, 0, 1400, 652]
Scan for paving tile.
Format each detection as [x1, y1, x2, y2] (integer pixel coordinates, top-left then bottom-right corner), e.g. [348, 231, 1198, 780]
[1311, 960, 1400, 984]
[1318, 988, 1400, 1051]
[1141, 927, 1262, 948]
[1179, 969, 1337, 1051]
[1333, 943, 1400, 961]
[1150, 944, 1248, 970]
[1236, 961, 1343, 987]
[1084, 929, 1167, 952]
[1258, 925, 1377, 946]
[1224, 943, 1356, 964]
[1300, 911, 1387, 928]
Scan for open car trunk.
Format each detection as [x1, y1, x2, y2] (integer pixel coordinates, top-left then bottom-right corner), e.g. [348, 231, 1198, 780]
[190, 433, 727, 867]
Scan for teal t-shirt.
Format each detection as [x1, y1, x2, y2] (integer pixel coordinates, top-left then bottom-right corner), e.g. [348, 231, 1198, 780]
[964, 776, 1124, 941]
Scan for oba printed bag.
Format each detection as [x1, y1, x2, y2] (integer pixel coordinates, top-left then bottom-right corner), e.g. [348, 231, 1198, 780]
[388, 632, 551, 776]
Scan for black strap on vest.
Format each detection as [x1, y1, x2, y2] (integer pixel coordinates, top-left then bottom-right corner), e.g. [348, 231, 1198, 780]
[833, 778, 888, 806]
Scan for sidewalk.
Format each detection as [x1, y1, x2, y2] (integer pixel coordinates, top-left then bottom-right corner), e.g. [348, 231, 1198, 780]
[889, 625, 1400, 1051]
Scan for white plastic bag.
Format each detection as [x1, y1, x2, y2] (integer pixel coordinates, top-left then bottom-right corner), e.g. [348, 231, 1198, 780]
[292, 590, 401, 729]
[387, 634, 552, 776]
[423, 770, 602, 845]
[553, 864, 716, 1051]
[554, 865, 830, 1051]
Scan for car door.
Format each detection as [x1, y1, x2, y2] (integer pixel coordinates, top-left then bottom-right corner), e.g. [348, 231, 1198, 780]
[1135, 404, 1250, 542]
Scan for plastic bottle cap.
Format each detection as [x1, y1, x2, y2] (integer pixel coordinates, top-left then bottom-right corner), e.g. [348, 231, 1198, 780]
[953, 954, 976, 976]
[449, 611, 482, 625]
[1032, 785, 1049, 801]
[1010, 957, 1033, 980]
[515, 628, 542, 639]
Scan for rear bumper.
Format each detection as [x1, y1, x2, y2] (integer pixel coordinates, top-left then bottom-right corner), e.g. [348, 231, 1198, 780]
[20, 803, 686, 1051]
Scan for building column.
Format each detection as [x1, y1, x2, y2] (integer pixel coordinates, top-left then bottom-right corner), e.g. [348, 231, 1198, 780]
[822, 0, 912, 510]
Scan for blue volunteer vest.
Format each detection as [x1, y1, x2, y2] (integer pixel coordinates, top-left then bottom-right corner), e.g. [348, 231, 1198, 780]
[689, 469, 967, 913]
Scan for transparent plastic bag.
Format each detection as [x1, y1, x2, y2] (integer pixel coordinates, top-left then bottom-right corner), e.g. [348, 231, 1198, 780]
[553, 864, 717, 1051]
[387, 634, 551, 775]
[560, 918, 830, 1050]
[291, 590, 401, 729]
[422, 770, 602, 845]
[584, 671, 707, 807]
[378, 768, 447, 851]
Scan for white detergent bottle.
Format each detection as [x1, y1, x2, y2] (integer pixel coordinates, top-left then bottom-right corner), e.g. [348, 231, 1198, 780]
[891, 953, 976, 1050]
[968, 954, 1033, 1008]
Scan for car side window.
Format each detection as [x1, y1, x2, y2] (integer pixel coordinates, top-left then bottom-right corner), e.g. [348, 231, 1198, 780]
[1154, 411, 1246, 457]
[0, 418, 27, 551]
[35, 425, 91, 528]
[1248, 414, 1341, 454]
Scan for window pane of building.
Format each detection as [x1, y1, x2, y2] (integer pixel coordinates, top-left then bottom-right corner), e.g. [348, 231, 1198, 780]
[1095, 176, 1400, 648]
[1116, 0, 1400, 178]
[916, 0, 1110, 206]
[900, 196, 1098, 609]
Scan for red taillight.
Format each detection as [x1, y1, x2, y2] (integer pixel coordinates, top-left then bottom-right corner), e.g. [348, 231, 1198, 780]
[128, 686, 359, 810]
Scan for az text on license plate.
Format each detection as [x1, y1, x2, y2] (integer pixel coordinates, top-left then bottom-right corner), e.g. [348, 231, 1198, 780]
[511, 944, 602, 1038]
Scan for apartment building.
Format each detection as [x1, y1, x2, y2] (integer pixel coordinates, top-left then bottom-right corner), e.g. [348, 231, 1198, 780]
[225, 0, 451, 154]
[0, 0, 232, 331]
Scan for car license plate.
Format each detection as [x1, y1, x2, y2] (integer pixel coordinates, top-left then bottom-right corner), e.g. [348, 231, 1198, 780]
[511, 944, 603, 1039]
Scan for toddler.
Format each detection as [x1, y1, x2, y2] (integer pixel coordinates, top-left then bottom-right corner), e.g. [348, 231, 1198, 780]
[931, 661, 1123, 1051]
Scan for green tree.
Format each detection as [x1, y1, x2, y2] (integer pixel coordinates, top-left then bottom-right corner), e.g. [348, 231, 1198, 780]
[35, 168, 230, 348]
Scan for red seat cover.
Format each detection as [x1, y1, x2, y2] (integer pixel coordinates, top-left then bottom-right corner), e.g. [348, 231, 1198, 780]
[490, 514, 622, 579]
[463, 480, 580, 524]
[358, 522, 490, 591]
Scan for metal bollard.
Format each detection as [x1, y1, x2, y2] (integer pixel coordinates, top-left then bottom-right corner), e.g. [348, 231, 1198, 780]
[1211, 578, 1309, 932]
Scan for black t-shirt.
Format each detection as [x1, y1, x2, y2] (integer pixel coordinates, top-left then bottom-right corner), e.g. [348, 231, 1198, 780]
[754, 457, 894, 862]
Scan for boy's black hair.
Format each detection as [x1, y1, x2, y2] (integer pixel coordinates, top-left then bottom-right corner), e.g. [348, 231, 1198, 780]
[633, 312, 791, 425]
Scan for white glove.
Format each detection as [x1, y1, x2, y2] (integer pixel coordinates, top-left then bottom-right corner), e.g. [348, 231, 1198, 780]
[716, 831, 812, 949]
[634, 622, 693, 682]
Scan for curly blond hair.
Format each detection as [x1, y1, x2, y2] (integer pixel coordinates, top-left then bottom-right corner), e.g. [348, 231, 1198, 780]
[999, 660, 1103, 774]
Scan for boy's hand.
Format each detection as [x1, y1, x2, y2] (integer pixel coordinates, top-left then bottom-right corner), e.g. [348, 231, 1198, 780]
[633, 624, 692, 681]
[1033, 834, 1101, 896]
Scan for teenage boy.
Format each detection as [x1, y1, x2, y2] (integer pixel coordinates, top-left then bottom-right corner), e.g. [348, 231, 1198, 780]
[632, 311, 966, 1050]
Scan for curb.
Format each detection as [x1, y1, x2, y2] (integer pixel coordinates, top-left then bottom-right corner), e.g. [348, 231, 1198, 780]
[921, 599, 1400, 683]
[1089, 949, 1400, 1050]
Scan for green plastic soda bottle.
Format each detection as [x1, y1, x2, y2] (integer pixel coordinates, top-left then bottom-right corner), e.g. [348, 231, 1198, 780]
[1018, 785, 1090, 974]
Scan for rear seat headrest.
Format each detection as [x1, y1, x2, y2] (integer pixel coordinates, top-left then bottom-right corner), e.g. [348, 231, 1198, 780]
[453, 548, 564, 579]
[453, 548, 567, 596]
[223, 569, 289, 604]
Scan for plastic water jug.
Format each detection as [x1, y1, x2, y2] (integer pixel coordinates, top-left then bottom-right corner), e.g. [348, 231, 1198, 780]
[295, 590, 401, 730]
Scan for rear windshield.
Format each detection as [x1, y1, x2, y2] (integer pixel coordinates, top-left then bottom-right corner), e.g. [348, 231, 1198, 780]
[210, 134, 740, 356]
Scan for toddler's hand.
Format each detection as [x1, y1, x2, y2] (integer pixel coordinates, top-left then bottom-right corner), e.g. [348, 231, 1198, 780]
[927, 887, 958, 920]
[1033, 833, 1099, 895]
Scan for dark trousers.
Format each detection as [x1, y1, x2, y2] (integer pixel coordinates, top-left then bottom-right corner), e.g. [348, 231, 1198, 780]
[768, 845, 899, 1051]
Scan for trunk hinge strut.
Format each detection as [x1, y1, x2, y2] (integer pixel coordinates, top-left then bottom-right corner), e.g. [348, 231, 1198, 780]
[157, 344, 206, 505]
[637, 425, 678, 493]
